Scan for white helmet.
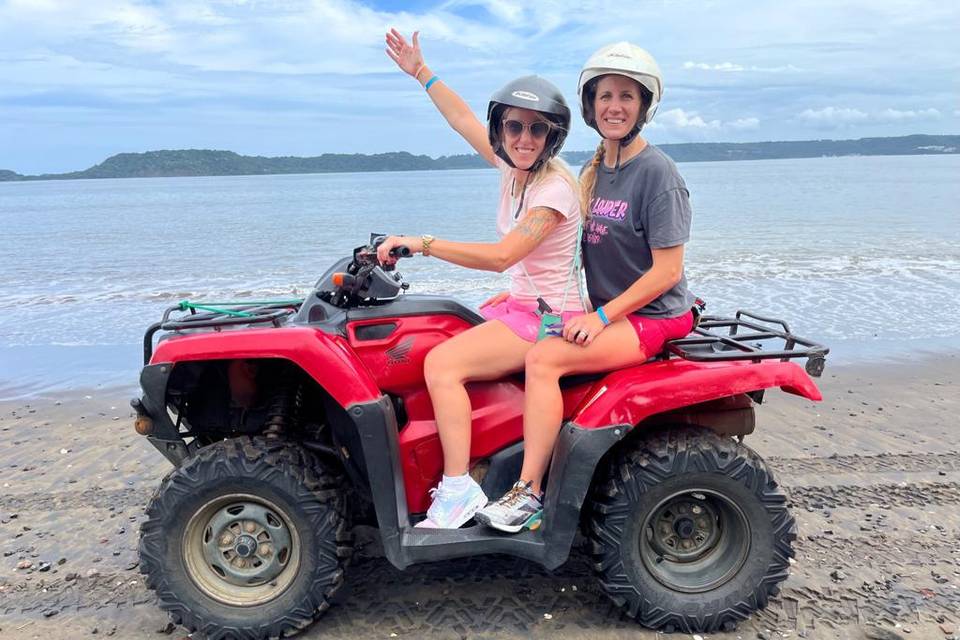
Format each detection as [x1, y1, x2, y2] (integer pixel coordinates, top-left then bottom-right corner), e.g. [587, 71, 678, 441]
[577, 42, 663, 137]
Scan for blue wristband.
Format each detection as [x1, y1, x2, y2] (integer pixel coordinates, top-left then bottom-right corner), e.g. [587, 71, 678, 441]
[424, 76, 440, 91]
[596, 306, 610, 326]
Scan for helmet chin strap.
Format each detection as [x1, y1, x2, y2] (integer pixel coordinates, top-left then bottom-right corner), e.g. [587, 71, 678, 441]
[610, 123, 643, 184]
[619, 123, 643, 148]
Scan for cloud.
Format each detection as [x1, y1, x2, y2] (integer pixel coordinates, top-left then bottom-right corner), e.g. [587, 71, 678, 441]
[1, 0, 957, 171]
[729, 117, 761, 130]
[652, 109, 760, 133]
[798, 106, 869, 126]
[443, 0, 524, 25]
[683, 61, 802, 73]
[0, 0, 511, 76]
[656, 108, 721, 130]
[876, 108, 941, 122]
[798, 106, 943, 128]
[684, 61, 745, 72]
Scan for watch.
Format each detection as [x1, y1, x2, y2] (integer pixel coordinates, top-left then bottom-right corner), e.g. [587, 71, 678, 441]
[421, 234, 435, 256]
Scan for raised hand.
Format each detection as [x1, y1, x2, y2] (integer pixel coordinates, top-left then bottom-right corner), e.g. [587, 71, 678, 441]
[385, 29, 424, 78]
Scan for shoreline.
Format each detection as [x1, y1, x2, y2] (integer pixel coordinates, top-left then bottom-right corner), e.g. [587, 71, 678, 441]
[1, 353, 958, 638]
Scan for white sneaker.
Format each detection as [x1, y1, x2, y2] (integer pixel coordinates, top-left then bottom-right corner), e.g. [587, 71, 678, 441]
[414, 477, 488, 529]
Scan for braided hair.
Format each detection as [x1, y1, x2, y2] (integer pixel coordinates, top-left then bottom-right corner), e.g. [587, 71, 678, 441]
[578, 142, 606, 219]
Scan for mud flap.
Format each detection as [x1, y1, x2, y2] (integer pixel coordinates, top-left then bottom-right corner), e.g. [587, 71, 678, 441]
[138, 362, 193, 466]
[540, 422, 629, 570]
[348, 395, 407, 568]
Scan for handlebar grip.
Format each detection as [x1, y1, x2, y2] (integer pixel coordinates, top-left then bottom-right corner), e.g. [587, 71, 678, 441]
[389, 246, 412, 258]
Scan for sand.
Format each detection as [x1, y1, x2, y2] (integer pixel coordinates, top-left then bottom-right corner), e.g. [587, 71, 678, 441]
[1, 353, 958, 640]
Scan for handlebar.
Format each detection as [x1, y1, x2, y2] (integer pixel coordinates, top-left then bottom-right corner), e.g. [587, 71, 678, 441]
[371, 234, 412, 262]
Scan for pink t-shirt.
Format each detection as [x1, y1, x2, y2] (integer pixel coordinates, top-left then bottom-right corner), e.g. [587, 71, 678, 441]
[495, 158, 584, 312]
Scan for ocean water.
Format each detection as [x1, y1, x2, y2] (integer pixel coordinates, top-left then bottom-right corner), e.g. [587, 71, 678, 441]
[1, 154, 958, 397]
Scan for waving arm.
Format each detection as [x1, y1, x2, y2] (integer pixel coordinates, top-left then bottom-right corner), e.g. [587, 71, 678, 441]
[385, 29, 497, 167]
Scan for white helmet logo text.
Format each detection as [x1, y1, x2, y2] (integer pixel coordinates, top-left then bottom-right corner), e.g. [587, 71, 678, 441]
[511, 90, 540, 102]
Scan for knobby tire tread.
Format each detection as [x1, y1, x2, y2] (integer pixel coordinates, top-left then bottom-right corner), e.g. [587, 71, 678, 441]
[139, 436, 352, 640]
[586, 427, 796, 633]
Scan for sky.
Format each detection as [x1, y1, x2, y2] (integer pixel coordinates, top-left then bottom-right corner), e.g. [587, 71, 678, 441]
[1, 0, 958, 174]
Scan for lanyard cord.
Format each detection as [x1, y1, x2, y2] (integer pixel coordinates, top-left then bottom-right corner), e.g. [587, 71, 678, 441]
[510, 176, 528, 220]
[510, 183, 585, 313]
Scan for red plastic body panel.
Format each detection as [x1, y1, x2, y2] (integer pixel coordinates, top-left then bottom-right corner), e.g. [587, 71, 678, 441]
[570, 358, 822, 429]
[150, 326, 381, 407]
[345, 313, 594, 512]
[346, 315, 474, 394]
[150, 314, 821, 516]
[398, 380, 594, 513]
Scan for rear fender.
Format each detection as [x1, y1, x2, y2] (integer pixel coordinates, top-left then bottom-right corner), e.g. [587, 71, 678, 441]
[639, 393, 756, 437]
[572, 359, 821, 429]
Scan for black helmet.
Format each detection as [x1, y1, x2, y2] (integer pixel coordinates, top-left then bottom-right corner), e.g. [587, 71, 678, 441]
[486, 75, 571, 172]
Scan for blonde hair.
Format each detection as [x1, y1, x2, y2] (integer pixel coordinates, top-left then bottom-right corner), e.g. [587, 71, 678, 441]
[578, 142, 605, 219]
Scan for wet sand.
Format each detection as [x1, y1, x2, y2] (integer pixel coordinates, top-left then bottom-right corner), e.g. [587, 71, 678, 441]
[1, 353, 959, 640]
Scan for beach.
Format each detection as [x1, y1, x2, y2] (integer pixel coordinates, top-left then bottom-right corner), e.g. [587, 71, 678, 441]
[2, 157, 958, 638]
[1, 353, 958, 640]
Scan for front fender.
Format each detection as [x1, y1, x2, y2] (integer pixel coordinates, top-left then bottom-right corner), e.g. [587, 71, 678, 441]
[150, 326, 381, 407]
[571, 358, 821, 429]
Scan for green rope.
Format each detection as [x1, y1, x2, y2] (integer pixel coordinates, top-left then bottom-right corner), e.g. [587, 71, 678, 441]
[178, 299, 304, 318]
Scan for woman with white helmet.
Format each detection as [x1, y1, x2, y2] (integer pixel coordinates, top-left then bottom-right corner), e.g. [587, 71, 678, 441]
[476, 43, 697, 533]
[378, 30, 587, 529]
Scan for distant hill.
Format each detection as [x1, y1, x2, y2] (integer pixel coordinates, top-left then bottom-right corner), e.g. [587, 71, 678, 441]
[564, 134, 960, 165]
[1, 134, 957, 182]
[0, 150, 487, 181]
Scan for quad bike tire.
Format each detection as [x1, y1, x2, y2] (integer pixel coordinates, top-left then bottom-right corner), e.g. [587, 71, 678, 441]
[139, 437, 352, 640]
[587, 427, 796, 633]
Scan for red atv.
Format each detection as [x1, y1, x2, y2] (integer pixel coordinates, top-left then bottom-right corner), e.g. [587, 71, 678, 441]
[133, 235, 828, 639]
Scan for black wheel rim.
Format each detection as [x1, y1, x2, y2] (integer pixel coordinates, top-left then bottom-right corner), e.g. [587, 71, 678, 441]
[639, 488, 750, 593]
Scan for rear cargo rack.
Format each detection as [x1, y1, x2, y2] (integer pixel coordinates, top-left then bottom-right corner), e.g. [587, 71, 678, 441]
[665, 310, 829, 377]
[143, 299, 303, 364]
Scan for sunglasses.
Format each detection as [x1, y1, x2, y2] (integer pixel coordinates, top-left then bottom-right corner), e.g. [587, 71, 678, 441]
[501, 119, 553, 140]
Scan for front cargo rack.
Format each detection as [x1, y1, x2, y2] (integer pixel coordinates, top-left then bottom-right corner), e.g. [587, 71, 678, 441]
[665, 310, 829, 377]
[143, 299, 304, 364]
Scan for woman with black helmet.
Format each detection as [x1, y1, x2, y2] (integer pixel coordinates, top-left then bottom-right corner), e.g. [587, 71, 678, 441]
[476, 43, 697, 533]
[378, 29, 586, 529]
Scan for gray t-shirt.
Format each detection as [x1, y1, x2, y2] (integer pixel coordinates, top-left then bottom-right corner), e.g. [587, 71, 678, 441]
[582, 144, 695, 318]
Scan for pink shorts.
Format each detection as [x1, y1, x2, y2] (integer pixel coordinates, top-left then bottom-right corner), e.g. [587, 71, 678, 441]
[627, 311, 695, 357]
[480, 296, 585, 343]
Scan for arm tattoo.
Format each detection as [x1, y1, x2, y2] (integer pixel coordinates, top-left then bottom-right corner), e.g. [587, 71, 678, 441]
[516, 207, 559, 242]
